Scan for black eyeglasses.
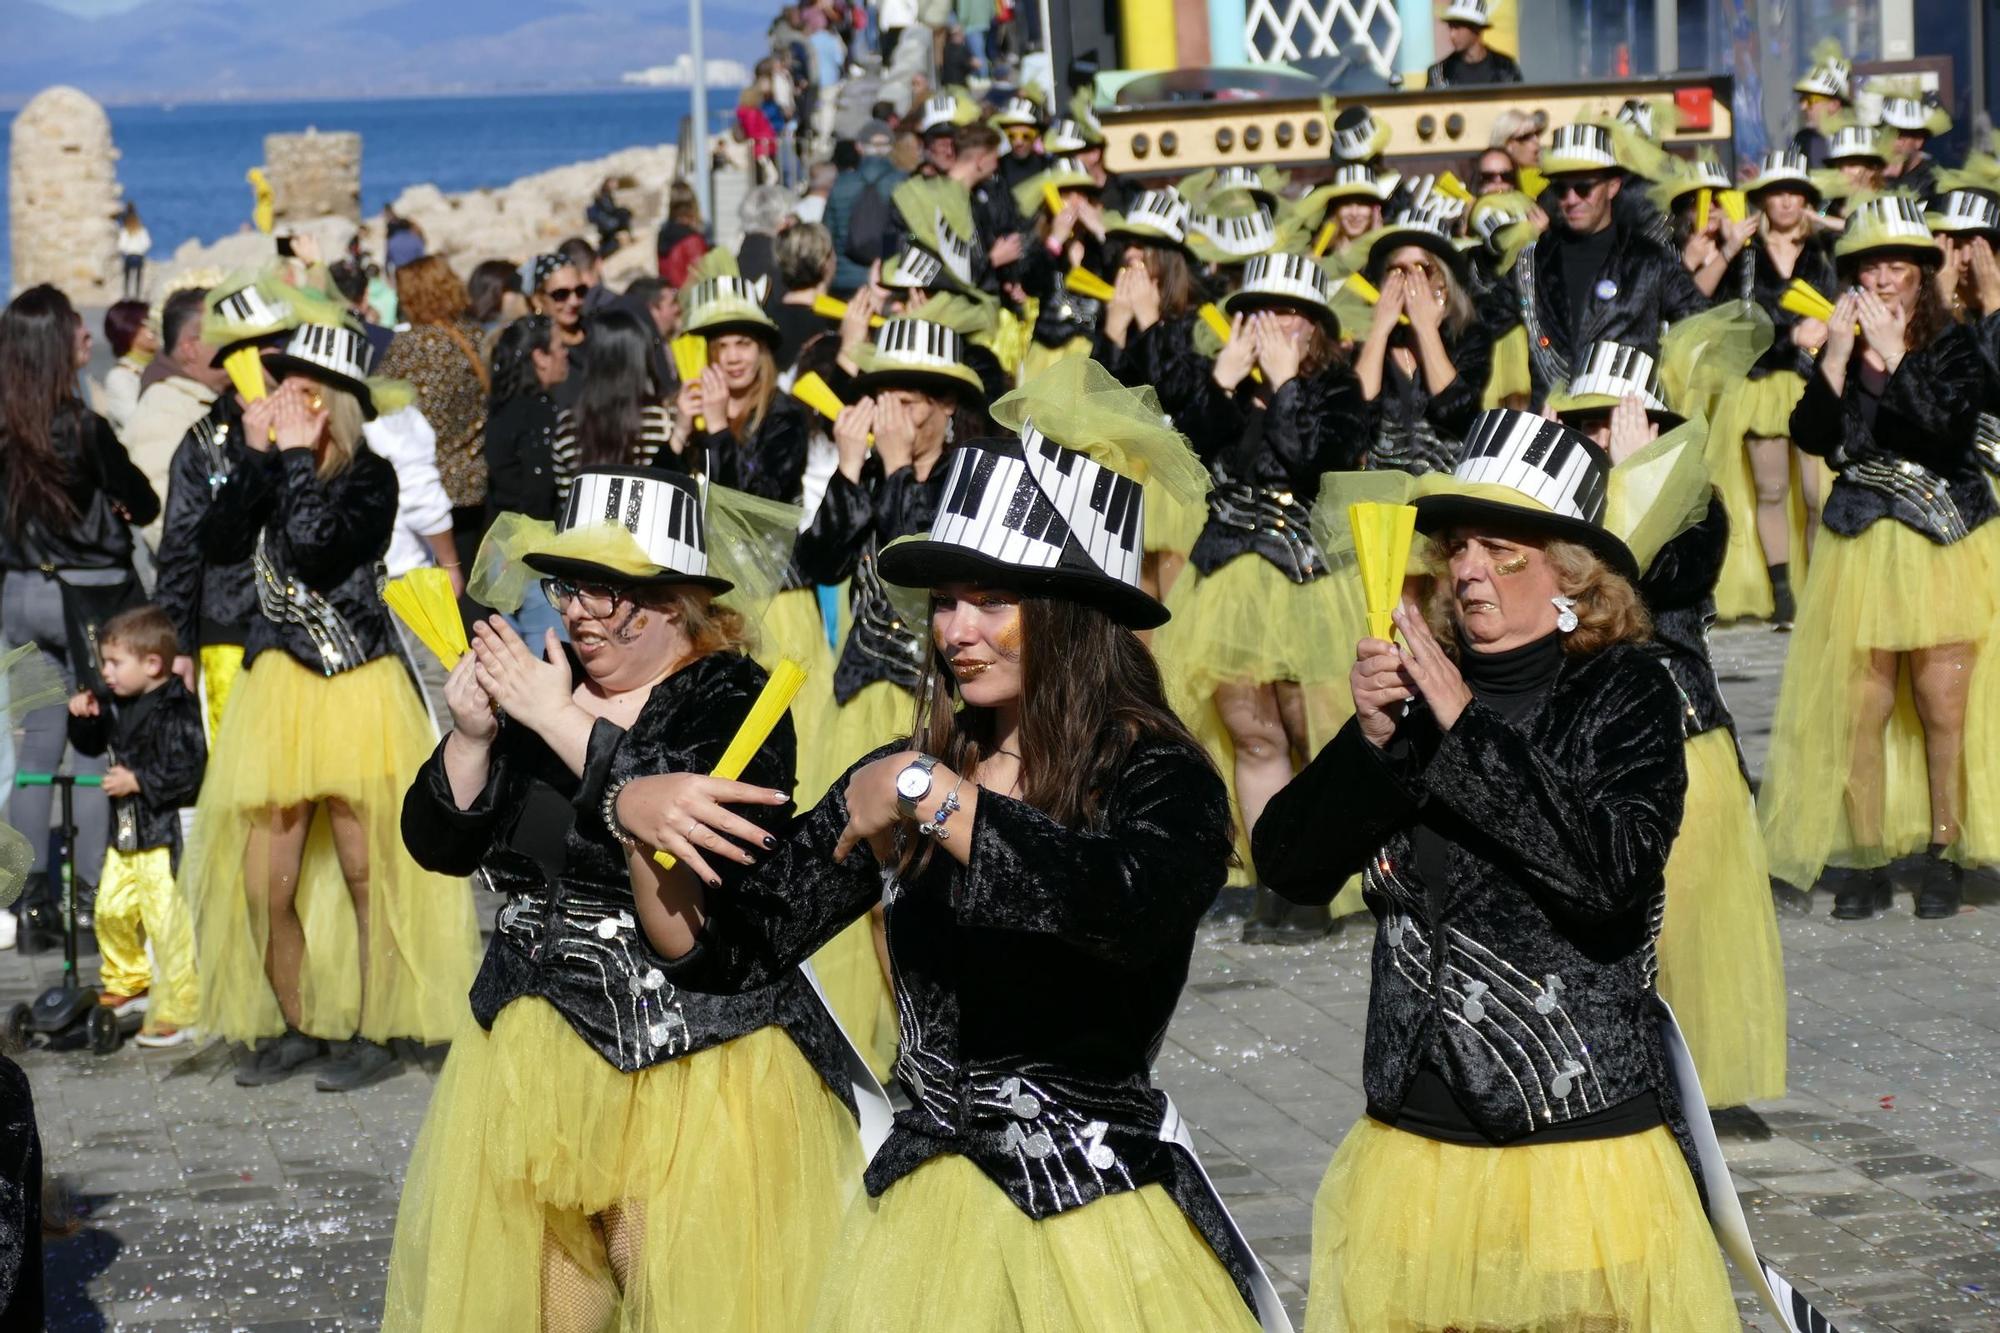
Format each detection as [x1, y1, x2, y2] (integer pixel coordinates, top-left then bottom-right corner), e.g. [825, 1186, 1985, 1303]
[544, 284, 592, 304]
[1550, 175, 1614, 199]
[1480, 170, 1518, 184]
[541, 577, 624, 618]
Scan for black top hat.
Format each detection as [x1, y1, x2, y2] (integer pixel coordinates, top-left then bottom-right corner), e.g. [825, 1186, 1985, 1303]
[523, 465, 732, 594]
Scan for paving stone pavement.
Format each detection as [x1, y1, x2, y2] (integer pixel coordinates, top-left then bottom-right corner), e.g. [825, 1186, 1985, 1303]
[7, 623, 2000, 1331]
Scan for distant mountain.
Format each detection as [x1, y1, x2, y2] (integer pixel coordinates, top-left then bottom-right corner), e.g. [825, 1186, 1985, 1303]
[3, 0, 769, 105]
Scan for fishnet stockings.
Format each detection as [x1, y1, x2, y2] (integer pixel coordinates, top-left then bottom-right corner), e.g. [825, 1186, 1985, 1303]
[538, 1202, 646, 1333]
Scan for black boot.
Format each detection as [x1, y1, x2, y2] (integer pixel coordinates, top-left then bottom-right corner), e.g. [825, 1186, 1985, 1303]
[1240, 887, 1288, 944]
[16, 873, 62, 955]
[1915, 846, 1963, 919]
[1829, 866, 1891, 920]
[234, 1028, 329, 1087]
[315, 1037, 400, 1092]
[1767, 563, 1796, 629]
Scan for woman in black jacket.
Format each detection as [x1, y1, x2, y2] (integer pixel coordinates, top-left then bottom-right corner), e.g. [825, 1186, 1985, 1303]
[1253, 408, 1737, 1331]
[1760, 196, 2000, 919]
[181, 298, 479, 1092]
[483, 314, 569, 644]
[0, 284, 159, 952]
[607, 361, 1276, 1332]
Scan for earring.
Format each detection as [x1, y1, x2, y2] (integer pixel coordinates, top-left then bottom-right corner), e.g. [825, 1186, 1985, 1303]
[1551, 596, 1579, 633]
[944, 413, 956, 445]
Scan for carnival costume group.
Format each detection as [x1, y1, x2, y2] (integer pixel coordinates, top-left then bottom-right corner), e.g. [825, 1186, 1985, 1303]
[12, 33, 2000, 1331]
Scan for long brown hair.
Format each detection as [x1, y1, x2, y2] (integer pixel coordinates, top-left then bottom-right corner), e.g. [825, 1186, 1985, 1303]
[897, 595, 1210, 875]
[0, 285, 85, 538]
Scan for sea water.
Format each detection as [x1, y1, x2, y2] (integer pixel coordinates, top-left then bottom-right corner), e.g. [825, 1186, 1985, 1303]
[2, 86, 742, 294]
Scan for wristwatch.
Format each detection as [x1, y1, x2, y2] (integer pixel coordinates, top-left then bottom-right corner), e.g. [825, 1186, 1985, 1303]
[894, 754, 940, 820]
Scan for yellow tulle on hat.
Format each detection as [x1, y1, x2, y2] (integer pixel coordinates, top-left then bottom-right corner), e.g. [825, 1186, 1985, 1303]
[1934, 151, 2000, 197]
[907, 290, 1001, 340]
[893, 176, 978, 255]
[988, 358, 1211, 508]
[200, 265, 299, 350]
[1658, 301, 1774, 423]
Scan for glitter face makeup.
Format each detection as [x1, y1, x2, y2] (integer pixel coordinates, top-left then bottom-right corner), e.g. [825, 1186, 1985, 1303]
[993, 606, 1023, 659]
[1493, 552, 1531, 576]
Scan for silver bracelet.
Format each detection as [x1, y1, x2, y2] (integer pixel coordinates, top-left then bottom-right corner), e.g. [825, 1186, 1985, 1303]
[601, 776, 639, 849]
[919, 776, 966, 842]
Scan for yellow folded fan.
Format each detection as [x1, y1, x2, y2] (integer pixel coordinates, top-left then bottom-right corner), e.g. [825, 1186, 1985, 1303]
[652, 658, 810, 871]
[1779, 279, 1837, 322]
[1718, 189, 1747, 223]
[223, 345, 267, 403]
[1695, 188, 1711, 234]
[1434, 171, 1474, 203]
[1042, 181, 1065, 218]
[383, 568, 468, 668]
[1313, 221, 1338, 257]
[1343, 273, 1410, 326]
[1065, 268, 1116, 301]
[1347, 502, 1418, 641]
[791, 371, 845, 422]
[670, 333, 708, 431]
[810, 294, 885, 328]
[1518, 166, 1548, 200]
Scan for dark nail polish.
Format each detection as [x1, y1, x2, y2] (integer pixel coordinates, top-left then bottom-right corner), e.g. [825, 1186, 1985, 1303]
[763, 835, 777, 849]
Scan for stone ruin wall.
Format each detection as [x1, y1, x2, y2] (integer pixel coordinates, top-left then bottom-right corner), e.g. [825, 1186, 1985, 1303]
[263, 129, 361, 224]
[8, 85, 122, 302]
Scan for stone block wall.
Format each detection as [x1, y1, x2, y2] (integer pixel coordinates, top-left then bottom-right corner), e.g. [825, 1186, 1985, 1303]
[8, 85, 122, 301]
[263, 129, 361, 223]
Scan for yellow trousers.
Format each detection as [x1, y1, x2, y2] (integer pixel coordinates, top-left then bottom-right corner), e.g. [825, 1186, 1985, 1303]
[198, 643, 244, 742]
[96, 846, 201, 1029]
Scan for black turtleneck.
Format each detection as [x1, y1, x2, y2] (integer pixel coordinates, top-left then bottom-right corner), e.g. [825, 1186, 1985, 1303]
[1457, 630, 1565, 721]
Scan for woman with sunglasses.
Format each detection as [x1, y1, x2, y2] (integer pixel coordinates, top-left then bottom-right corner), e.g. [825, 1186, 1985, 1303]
[385, 465, 868, 1332]
[530, 252, 592, 407]
[1472, 148, 1518, 197]
[608, 360, 1278, 1333]
[549, 308, 671, 513]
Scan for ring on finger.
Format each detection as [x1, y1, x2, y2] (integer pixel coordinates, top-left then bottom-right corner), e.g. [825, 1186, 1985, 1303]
[685, 820, 702, 843]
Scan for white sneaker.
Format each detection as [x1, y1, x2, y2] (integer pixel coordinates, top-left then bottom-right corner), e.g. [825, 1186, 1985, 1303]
[0, 912, 16, 951]
[134, 1025, 195, 1049]
[104, 993, 150, 1019]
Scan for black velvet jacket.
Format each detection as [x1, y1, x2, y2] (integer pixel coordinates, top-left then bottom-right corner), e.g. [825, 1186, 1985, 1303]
[795, 454, 948, 703]
[1735, 232, 1838, 378]
[1019, 234, 1106, 348]
[1364, 322, 1494, 475]
[1253, 645, 1696, 1156]
[1502, 219, 1708, 404]
[156, 398, 258, 654]
[400, 651, 856, 1102]
[1968, 311, 2000, 477]
[1184, 364, 1368, 580]
[677, 393, 811, 503]
[67, 677, 205, 861]
[1101, 313, 1213, 429]
[1640, 495, 1735, 742]
[659, 734, 1263, 1306]
[1789, 323, 1995, 545]
[0, 405, 157, 574]
[199, 441, 400, 676]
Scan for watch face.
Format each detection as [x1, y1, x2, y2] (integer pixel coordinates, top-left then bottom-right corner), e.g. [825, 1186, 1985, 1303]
[896, 765, 933, 801]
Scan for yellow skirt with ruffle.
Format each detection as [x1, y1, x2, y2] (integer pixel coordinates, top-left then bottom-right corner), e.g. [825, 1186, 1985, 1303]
[754, 587, 840, 807]
[1143, 478, 1208, 556]
[809, 1153, 1260, 1331]
[184, 652, 479, 1045]
[811, 914, 898, 1083]
[1656, 729, 1787, 1108]
[1482, 325, 1532, 409]
[384, 998, 863, 1332]
[1305, 1118, 1736, 1333]
[1759, 518, 2000, 886]
[1707, 371, 1834, 621]
[823, 677, 916, 777]
[1022, 334, 1093, 381]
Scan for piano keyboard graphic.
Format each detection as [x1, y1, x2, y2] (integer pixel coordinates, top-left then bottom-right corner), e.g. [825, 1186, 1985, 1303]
[1568, 342, 1663, 404]
[218, 286, 286, 330]
[563, 473, 708, 576]
[932, 430, 1144, 588]
[876, 318, 962, 368]
[1457, 412, 1608, 523]
[1195, 207, 1276, 257]
[289, 321, 369, 379]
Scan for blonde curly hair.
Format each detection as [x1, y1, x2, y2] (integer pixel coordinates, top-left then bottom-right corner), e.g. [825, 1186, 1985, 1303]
[1422, 536, 1651, 657]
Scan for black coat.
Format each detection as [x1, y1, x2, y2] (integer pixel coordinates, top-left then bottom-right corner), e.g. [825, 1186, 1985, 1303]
[1502, 219, 1707, 405]
[1789, 323, 1995, 544]
[155, 397, 258, 654]
[1364, 321, 1494, 475]
[199, 441, 400, 676]
[67, 677, 205, 860]
[1426, 48, 1523, 86]
[658, 734, 1263, 1308]
[401, 650, 857, 1100]
[1019, 232, 1106, 348]
[1253, 644, 1695, 1151]
[0, 405, 157, 574]
[1970, 311, 2000, 477]
[483, 391, 563, 523]
[679, 393, 811, 503]
[1733, 232, 1839, 378]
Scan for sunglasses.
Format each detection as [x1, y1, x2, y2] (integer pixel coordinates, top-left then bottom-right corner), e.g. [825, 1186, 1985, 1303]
[541, 577, 625, 618]
[1550, 175, 1614, 199]
[544, 284, 592, 304]
[1509, 130, 1540, 144]
[1479, 170, 1517, 184]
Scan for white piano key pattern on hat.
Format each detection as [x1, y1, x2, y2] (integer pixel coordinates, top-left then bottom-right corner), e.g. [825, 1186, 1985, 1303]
[1547, 123, 1617, 167]
[930, 429, 1147, 589]
[283, 321, 370, 382]
[1567, 341, 1669, 410]
[1240, 252, 1331, 308]
[1936, 191, 2000, 233]
[1193, 207, 1276, 257]
[563, 471, 708, 577]
[1019, 423, 1145, 587]
[874, 318, 962, 370]
[218, 285, 288, 331]
[1456, 412, 1608, 524]
[884, 246, 944, 291]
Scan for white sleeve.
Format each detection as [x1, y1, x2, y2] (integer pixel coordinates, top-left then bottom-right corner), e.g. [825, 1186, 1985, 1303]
[363, 406, 455, 576]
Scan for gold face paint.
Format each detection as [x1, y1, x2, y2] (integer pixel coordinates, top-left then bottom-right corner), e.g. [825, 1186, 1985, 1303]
[1493, 552, 1531, 577]
[993, 606, 1024, 659]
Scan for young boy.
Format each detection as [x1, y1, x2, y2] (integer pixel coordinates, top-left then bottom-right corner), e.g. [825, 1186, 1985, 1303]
[66, 605, 206, 1048]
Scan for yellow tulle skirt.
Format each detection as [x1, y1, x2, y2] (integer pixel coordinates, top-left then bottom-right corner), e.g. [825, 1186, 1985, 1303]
[823, 677, 916, 778]
[1305, 1118, 1736, 1333]
[1482, 325, 1532, 409]
[811, 914, 898, 1083]
[1143, 478, 1208, 556]
[809, 1154, 1260, 1332]
[385, 999, 863, 1332]
[185, 652, 480, 1045]
[1707, 371, 1833, 621]
[755, 587, 840, 806]
[1656, 729, 1787, 1108]
[1022, 334, 1093, 380]
[1760, 518, 2000, 885]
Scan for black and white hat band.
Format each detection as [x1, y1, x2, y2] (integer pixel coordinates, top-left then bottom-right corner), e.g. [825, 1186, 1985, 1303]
[1546, 124, 1618, 169]
[1334, 112, 1382, 161]
[919, 95, 961, 133]
[1474, 203, 1529, 244]
[1212, 166, 1269, 195]
[562, 468, 709, 577]
[687, 274, 769, 312]
[1328, 164, 1389, 198]
[1193, 207, 1276, 257]
[929, 425, 1145, 590]
[1856, 194, 1933, 240]
[1750, 149, 1812, 186]
[1456, 410, 1610, 525]
[1796, 58, 1851, 100]
[1441, 0, 1496, 24]
[1398, 187, 1465, 225]
[1568, 342, 1670, 410]
[1686, 158, 1731, 191]
[1615, 99, 1655, 138]
[884, 246, 944, 291]
[1045, 119, 1091, 152]
[1238, 253, 1331, 308]
[874, 318, 964, 369]
[1826, 126, 1886, 161]
[994, 96, 1039, 124]
[216, 285, 290, 331]
[931, 211, 976, 284]
[280, 321, 370, 385]
[1878, 96, 1929, 131]
[1933, 191, 2000, 233]
[1123, 189, 1191, 242]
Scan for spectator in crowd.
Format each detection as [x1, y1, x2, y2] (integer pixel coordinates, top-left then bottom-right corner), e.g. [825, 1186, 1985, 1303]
[116, 204, 151, 301]
[1427, 1, 1523, 85]
[771, 223, 839, 370]
[879, 0, 917, 65]
[586, 176, 634, 256]
[657, 179, 712, 288]
[0, 285, 159, 954]
[467, 258, 529, 350]
[1492, 109, 1544, 170]
[549, 308, 673, 511]
[739, 184, 795, 294]
[326, 260, 394, 368]
[806, 7, 847, 95]
[120, 288, 227, 547]
[892, 125, 924, 174]
[558, 235, 617, 316]
[482, 315, 570, 647]
[938, 19, 975, 85]
[384, 205, 427, 271]
[957, 0, 996, 76]
[794, 160, 839, 226]
[827, 120, 905, 295]
[95, 300, 154, 440]
[379, 256, 491, 570]
[1474, 147, 1520, 195]
[740, 61, 786, 183]
[620, 277, 681, 343]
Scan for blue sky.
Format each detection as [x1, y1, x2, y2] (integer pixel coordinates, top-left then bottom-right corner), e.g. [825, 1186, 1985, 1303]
[5, 0, 768, 104]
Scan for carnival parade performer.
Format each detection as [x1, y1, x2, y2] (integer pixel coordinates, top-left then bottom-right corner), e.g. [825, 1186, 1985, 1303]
[182, 293, 480, 1091]
[384, 463, 867, 1330]
[1255, 408, 1737, 1331]
[1759, 195, 2000, 918]
[1153, 252, 1367, 943]
[608, 358, 1280, 1333]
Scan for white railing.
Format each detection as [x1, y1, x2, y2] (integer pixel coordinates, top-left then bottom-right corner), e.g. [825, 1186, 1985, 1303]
[1243, 0, 1402, 78]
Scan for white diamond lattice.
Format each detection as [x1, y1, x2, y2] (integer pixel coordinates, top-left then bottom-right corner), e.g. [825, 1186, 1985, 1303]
[1244, 0, 1402, 77]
